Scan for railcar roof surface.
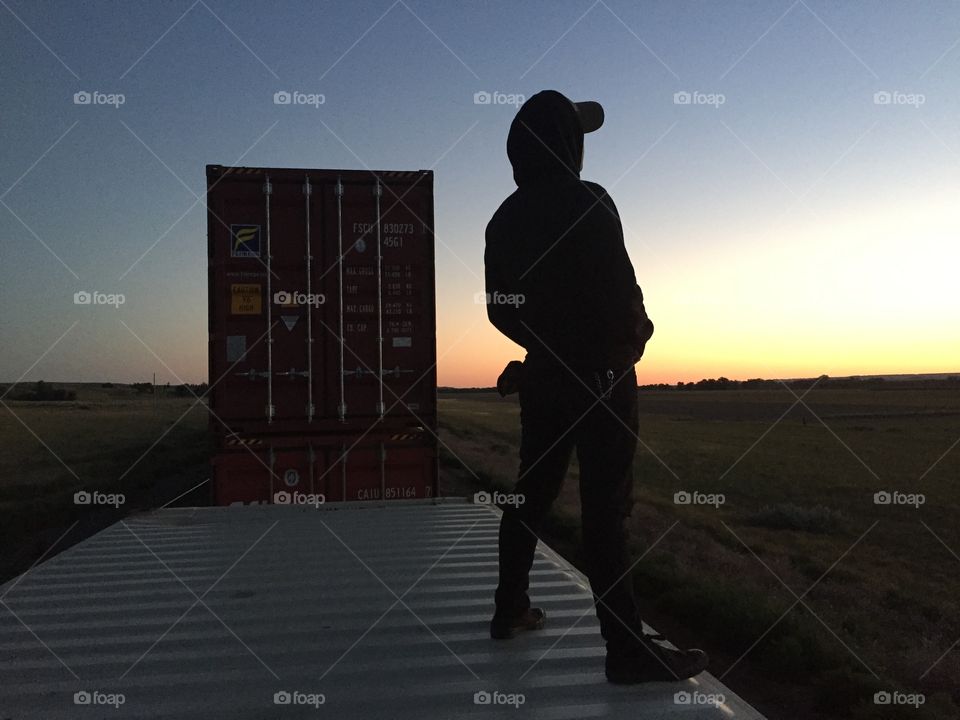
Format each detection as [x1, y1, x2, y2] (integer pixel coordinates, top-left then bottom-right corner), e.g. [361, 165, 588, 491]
[0, 500, 766, 719]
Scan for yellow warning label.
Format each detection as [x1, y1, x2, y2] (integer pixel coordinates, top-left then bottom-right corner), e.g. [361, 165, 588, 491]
[231, 284, 261, 315]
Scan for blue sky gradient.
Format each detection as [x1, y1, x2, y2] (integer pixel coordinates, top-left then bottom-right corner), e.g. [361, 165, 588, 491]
[2, 1, 958, 385]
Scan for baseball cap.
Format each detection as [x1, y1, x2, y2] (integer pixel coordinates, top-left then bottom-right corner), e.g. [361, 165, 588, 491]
[572, 100, 604, 133]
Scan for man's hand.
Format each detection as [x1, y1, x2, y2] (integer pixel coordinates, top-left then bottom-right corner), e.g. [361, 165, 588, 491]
[497, 360, 524, 397]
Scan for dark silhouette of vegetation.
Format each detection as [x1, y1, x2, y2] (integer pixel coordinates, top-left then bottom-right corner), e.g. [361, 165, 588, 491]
[440, 374, 960, 394]
[173, 383, 208, 397]
[4, 380, 76, 401]
[131, 381, 208, 397]
[641, 375, 960, 392]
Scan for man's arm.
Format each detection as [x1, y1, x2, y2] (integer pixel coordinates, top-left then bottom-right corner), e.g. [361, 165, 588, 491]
[585, 184, 653, 361]
[484, 239, 535, 349]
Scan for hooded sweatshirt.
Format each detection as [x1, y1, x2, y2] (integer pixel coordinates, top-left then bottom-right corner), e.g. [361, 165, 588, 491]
[484, 90, 650, 371]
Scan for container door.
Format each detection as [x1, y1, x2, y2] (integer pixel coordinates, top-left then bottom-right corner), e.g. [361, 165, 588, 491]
[323, 173, 436, 426]
[208, 171, 272, 427]
[269, 174, 321, 425]
[379, 177, 436, 423]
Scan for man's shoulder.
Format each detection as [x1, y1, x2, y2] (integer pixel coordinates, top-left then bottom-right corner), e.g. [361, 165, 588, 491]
[580, 179, 615, 205]
[581, 179, 608, 194]
[486, 178, 617, 237]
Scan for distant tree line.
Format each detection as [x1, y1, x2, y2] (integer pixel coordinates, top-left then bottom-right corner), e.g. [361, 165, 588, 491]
[1, 380, 76, 401]
[132, 381, 209, 396]
[438, 386, 497, 394]
[172, 382, 208, 397]
[640, 375, 960, 391]
[441, 374, 960, 394]
[0, 380, 210, 401]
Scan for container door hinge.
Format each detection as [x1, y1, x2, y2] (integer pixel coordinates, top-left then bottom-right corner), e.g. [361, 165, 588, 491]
[372, 182, 382, 197]
[302, 181, 312, 196]
[263, 181, 273, 195]
[334, 180, 344, 196]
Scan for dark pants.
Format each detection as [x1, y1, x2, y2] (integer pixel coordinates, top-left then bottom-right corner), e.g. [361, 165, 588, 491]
[493, 357, 643, 652]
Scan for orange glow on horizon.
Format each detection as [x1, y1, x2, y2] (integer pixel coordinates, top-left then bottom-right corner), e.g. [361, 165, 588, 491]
[436, 192, 959, 388]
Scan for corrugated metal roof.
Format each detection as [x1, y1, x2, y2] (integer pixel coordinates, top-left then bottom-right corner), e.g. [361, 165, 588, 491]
[0, 500, 766, 719]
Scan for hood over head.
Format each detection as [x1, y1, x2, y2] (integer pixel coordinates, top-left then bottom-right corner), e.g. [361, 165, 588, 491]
[506, 90, 603, 187]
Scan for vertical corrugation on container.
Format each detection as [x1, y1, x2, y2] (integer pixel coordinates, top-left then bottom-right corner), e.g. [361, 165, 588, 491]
[206, 165, 438, 504]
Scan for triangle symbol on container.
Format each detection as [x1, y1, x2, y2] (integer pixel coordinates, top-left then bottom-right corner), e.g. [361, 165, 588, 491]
[281, 315, 298, 331]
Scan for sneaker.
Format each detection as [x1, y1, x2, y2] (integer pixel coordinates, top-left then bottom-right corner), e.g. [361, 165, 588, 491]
[605, 633, 709, 684]
[490, 607, 546, 639]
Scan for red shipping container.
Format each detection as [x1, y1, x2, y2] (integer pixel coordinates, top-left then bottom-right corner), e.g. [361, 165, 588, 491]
[206, 165, 438, 504]
[211, 430, 436, 505]
[207, 165, 436, 432]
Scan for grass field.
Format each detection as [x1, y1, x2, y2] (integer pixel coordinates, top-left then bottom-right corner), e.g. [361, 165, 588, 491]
[437, 385, 960, 720]
[0, 383, 209, 582]
[2, 381, 958, 718]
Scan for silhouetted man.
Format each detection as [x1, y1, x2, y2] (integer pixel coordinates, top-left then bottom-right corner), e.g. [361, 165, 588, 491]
[484, 89, 708, 684]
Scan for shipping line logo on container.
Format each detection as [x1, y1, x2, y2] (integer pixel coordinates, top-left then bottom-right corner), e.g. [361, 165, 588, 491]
[273, 90, 325, 108]
[74, 290, 125, 307]
[230, 224, 261, 258]
[274, 290, 326, 307]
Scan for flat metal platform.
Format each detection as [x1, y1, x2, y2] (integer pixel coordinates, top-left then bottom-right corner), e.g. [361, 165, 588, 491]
[0, 500, 766, 719]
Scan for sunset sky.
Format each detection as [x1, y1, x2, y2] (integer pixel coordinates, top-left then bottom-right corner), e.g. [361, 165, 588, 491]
[2, 1, 958, 387]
